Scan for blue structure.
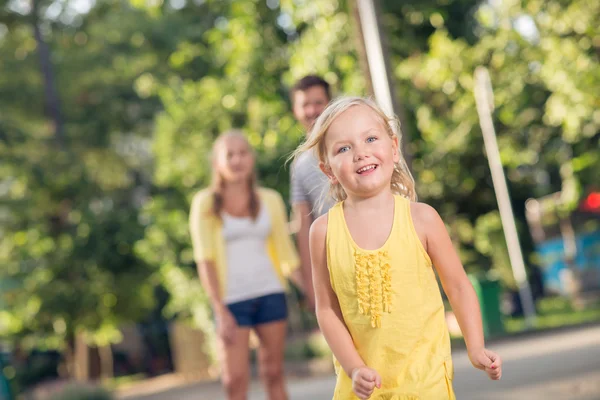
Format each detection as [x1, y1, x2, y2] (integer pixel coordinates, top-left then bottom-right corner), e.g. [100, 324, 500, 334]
[537, 230, 600, 295]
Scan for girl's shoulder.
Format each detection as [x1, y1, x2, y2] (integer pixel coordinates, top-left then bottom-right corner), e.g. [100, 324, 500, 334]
[257, 186, 280, 198]
[257, 187, 285, 207]
[191, 188, 213, 209]
[408, 201, 439, 223]
[309, 212, 329, 243]
[408, 200, 445, 236]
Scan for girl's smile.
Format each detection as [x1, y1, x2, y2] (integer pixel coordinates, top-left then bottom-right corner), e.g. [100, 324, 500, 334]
[356, 163, 379, 175]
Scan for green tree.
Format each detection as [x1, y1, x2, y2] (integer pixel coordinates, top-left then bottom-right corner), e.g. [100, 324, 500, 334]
[386, 0, 599, 288]
[0, 0, 185, 378]
[135, 0, 367, 360]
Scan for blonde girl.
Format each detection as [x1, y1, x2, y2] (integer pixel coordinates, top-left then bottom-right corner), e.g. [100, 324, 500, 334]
[296, 97, 502, 399]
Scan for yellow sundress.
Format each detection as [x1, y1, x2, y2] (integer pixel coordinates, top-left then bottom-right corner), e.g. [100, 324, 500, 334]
[326, 195, 456, 399]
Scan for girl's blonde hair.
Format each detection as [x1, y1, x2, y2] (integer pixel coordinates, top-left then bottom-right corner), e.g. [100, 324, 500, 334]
[292, 96, 416, 202]
[210, 130, 260, 220]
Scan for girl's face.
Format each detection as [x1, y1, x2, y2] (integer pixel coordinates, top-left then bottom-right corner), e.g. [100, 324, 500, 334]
[213, 136, 255, 184]
[321, 105, 399, 199]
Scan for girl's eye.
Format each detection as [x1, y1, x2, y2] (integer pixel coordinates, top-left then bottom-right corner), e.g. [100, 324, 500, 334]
[366, 136, 377, 143]
[338, 146, 350, 154]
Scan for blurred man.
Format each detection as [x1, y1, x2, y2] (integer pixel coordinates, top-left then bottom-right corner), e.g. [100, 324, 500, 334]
[289, 75, 334, 310]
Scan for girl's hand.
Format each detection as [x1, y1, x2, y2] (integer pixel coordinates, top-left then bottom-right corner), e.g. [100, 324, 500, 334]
[216, 308, 238, 345]
[468, 347, 502, 380]
[351, 366, 382, 399]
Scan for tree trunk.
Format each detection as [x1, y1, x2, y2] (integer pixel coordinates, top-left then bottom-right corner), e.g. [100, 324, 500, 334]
[74, 333, 90, 381]
[31, 0, 64, 147]
[64, 335, 75, 378]
[98, 345, 115, 380]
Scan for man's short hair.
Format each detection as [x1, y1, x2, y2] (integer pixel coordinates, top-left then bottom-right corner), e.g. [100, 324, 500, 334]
[291, 75, 331, 103]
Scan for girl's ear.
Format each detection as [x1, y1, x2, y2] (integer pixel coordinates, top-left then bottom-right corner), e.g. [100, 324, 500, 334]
[392, 135, 400, 163]
[320, 162, 338, 185]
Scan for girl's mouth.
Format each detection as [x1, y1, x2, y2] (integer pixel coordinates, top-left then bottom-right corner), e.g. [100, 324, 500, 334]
[356, 164, 378, 175]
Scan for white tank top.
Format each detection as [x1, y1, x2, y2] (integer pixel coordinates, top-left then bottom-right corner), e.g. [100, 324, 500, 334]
[221, 205, 284, 304]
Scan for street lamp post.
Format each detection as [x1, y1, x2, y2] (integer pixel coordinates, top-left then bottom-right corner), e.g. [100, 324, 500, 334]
[353, 0, 412, 169]
[474, 66, 537, 327]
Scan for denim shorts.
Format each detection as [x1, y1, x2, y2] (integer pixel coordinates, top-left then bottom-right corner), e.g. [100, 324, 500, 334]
[227, 292, 288, 327]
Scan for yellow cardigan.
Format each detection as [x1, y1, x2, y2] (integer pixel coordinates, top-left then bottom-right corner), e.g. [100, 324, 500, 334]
[189, 187, 300, 297]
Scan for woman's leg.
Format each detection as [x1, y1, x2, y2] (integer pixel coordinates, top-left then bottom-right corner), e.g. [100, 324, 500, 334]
[254, 320, 288, 400]
[218, 326, 251, 400]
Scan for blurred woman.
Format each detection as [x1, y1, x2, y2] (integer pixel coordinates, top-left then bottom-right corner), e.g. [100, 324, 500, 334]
[189, 130, 299, 400]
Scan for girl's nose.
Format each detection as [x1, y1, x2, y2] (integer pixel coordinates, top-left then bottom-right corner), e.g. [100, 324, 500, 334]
[353, 147, 369, 162]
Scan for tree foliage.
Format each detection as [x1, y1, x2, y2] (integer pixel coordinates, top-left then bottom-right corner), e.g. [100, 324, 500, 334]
[0, 0, 597, 377]
[388, 0, 599, 287]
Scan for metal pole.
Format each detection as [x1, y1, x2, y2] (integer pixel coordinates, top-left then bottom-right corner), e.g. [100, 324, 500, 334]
[474, 66, 537, 327]
[354, 0, 413, 170]
[355, 0, 394, 117]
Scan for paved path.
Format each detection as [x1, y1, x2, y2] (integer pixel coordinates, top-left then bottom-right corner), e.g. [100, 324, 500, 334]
[119, 324, 600, 400]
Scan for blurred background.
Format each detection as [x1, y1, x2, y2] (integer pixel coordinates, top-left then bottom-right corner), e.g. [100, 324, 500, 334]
[0, 0, 598, 399]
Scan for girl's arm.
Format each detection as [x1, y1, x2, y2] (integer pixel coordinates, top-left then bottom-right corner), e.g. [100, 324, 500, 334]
[309, 215, 367, 377]
[411, 203, 502, 379]
[414, 203, 484, 351]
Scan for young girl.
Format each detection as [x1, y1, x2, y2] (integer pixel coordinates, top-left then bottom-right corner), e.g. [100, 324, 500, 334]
[296, 97, 502, 399]
[189, 131, 300, 400]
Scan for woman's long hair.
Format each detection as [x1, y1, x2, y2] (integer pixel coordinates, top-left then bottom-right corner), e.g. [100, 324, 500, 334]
[291, 96, 416, 202]
[210, 130, 260, 220]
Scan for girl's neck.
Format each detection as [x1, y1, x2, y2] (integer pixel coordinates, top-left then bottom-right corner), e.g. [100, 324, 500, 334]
[222, 180, 252, 197]
[344, 188, 395, 214]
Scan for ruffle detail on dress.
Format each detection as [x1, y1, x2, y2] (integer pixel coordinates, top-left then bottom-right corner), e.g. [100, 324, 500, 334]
[354, 249, 392, 328]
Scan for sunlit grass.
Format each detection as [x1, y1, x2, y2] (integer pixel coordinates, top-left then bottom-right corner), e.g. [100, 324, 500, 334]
[504, 296, 600, 333]
[103, 373, 146, 390]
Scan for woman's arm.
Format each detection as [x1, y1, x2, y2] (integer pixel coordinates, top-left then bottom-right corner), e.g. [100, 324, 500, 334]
[196, 260, 227, 316]
[197, 259, 237, 344]
[269, 191, 303, 289]
[309, 215, 366, 377]
[189, 191, 237, 343]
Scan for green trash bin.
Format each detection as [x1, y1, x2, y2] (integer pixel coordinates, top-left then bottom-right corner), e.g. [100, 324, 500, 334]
[468, 274, 505, 338]
[0, 358, 13, 400]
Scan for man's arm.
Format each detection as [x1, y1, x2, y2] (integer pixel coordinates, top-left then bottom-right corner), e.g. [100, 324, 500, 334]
[293, 202, 316, 309]
[290, 158, 316, 310]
